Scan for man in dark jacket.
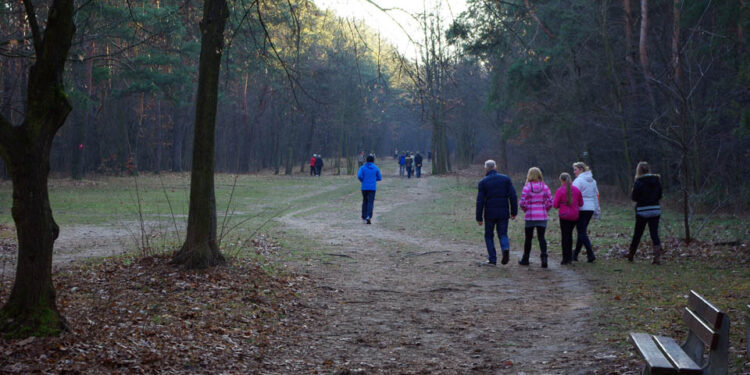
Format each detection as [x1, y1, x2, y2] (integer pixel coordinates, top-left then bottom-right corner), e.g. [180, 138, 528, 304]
[414, 152, 423, 178]
[476, 160, 518, 265]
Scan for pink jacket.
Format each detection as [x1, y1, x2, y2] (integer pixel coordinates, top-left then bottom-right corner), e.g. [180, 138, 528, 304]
[519, 181, 552, 221]
[553, 184, 583, 221]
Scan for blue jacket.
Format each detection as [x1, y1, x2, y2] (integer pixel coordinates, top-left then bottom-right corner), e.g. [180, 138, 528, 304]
[399, 155, 405, 165]
[476, 170, 518, 221]
[357, 162, 382, 191]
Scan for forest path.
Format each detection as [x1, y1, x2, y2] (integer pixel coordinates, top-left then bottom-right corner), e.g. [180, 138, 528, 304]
[262, 171, 606, 374]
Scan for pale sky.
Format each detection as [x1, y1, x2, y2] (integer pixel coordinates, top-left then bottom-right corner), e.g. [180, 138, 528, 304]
[311, 0, 468, 59]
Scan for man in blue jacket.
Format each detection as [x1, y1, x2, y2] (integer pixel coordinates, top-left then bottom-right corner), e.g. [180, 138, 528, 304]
[476, 160, 518, 265]
[357, 155, 382, 224]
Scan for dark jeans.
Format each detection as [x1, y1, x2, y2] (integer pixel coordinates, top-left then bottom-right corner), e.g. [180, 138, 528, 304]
[574, 210, 595, 261]
[484, 218, 509, 263]
[560, 219, 577, 263]
[416, 166, 422, 178]
[630, 215, 661, 248]
[407, 167, 413, 178]
[524, 226, 547, 261]
[361, 190, 376, 220]
[310, 166, 314, 176]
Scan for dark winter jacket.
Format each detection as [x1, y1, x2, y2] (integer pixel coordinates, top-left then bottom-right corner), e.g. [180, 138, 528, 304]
[476, 170, 518, 221]
[414, 154, 423, 167]
[314, 156, 323, 168]
[631, 174, 662, 208]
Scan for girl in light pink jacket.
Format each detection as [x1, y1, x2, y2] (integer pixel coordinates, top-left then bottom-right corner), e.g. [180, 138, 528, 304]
[518, 167, 552, 268]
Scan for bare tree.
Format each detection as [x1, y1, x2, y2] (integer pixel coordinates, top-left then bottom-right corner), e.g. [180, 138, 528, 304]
[171, 0, 229, 269]
[0, 0, 76, 338]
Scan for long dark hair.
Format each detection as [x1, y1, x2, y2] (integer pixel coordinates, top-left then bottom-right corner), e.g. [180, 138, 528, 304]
[560, 173, 572, 205]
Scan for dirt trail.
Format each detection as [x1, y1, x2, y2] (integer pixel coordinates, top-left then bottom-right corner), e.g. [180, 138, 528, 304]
[263, 175, 609, 374]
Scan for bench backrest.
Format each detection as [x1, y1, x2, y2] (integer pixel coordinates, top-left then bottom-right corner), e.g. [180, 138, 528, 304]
[681, 290, 730, 374]
[682, 290, 725, 349]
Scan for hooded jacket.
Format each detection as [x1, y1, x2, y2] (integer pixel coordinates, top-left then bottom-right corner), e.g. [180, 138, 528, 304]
[476, 170, 518, 221]
[357, 162, 382, 191]
[631, 174, 662, 208]
[519, 181, 553, 221]
[572, 170, 600, 212]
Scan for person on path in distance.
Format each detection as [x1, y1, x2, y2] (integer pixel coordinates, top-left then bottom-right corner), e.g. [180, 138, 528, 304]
[553, 173, 583, 265]
[357, 151, 365, 167]
[572, 162, 600, 263]
[314, 154, 324, 176]
[398, 152, 406, 177]
[476, 160, 518, 266]
[405, 153, 414, 178]
[357, 154, 382, 225]
[309, 155, 316, 176]
[626, 161, 663, 264]
[518, 167, 553, 268]
[414, 152, 423, 178]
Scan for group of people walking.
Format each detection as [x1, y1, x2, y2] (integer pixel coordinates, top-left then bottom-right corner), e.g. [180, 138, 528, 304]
[398, 151, 424, 178]
[476, 160, 662, 267]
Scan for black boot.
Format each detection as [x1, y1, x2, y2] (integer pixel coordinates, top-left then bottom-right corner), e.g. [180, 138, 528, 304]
[518, 248, 530, 266]
[501, 251, 509, 265]
[573, 248, 580, 262]
[626, 244, 637, 262]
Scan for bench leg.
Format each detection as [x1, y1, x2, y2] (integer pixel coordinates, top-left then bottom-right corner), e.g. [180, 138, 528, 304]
[705, 315, 729, 375]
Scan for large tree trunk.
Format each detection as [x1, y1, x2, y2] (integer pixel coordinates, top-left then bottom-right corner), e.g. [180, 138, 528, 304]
[0, 0, 75, 338]
[172, 0, 228, 269]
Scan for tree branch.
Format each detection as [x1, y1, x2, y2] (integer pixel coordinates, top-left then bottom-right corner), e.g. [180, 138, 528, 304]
[21, 0, 43, 52]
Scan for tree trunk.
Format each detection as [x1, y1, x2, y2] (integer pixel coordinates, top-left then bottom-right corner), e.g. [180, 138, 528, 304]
[172, 0, 228, 269]
[639, 0, 658, 110]
[0, 0, 75, 338]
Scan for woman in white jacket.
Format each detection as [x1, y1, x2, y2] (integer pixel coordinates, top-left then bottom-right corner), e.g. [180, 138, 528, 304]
[572, 162, 600, 262]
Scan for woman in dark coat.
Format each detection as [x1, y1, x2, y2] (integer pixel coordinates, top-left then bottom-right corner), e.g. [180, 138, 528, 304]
[626, 161, 663, 264]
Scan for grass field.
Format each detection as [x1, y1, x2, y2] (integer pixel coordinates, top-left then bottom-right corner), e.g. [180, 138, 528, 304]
[0, 168, 748, 371]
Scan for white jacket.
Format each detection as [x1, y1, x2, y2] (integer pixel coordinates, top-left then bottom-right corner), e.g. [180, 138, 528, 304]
[573, 171, 600, 212]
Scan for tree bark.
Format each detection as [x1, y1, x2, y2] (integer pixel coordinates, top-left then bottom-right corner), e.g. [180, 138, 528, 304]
[639, 0, 658, 109]
[0, 0, 75, 338]
[172, 0, 228, 269]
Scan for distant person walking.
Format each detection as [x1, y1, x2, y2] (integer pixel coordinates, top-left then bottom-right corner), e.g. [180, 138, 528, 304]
[476, 160, 518, 266]
[518, 167, 552, 268]
[398, 153, 406, 176]
[405, 153, 414, 178]
[626, 161, 663, 264]
[357, 151, 365, 167]
[572, 162, 600, 263]
[309, 155, 316, 176]
[414, 152, 423, 178]
[314, 154, 324, 176]
[357, 155, 382, 224]
[553, 173, 583, 265]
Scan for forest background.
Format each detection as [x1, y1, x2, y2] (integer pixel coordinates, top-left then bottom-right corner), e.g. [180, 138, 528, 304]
[2, 0, 748, 215]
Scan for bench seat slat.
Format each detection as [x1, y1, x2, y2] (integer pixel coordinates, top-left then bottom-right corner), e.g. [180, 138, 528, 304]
[682, 307, 719, 349]
[687, 290, 723, 330]
[653, 336, 702, 374]
[630, 333, 676, 374]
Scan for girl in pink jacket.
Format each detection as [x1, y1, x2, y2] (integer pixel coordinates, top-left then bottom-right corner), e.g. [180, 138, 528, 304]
[518, 167, 552, 268]
[553, 173, 583, 265]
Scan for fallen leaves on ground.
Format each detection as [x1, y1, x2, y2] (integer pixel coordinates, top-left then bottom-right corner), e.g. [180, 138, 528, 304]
[0, 254, 303, 374]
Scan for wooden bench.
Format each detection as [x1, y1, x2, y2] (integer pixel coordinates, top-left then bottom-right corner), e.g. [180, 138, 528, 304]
[629, 290, 729, 375]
